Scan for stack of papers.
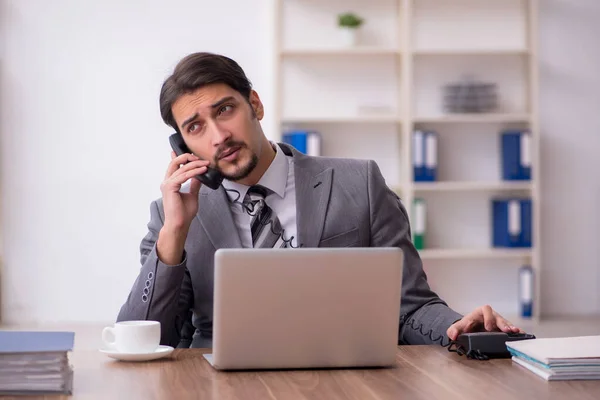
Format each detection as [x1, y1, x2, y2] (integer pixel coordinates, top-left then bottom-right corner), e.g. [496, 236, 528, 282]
[0, 331, 74, 395]
[506, 335, 600, 381]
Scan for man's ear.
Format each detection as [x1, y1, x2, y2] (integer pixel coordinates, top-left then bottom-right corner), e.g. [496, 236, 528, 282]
[249, 90, 264, 120]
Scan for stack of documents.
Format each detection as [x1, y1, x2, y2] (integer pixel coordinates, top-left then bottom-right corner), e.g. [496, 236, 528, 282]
[506, 335, 600, 381]
[0, 331, 74, 395]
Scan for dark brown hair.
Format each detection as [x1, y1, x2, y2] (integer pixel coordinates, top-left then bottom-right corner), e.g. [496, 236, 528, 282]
[159, 52, 253, 132]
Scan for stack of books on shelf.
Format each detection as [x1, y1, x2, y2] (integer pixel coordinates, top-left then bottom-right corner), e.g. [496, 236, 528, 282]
[507, 335, 600, 381]
[0, 331, 75, 396]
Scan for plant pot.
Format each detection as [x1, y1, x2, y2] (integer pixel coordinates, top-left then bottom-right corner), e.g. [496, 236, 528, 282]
[340, 27, 359, 47]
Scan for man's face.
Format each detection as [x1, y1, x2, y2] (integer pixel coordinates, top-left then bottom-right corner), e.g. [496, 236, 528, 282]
[171, 83, 265, 181]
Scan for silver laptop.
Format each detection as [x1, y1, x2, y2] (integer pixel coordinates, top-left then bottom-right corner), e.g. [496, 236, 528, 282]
[203, 247, 404, 370]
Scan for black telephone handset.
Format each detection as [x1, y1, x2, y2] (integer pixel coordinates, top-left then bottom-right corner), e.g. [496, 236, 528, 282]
[168, 133, 224, 190]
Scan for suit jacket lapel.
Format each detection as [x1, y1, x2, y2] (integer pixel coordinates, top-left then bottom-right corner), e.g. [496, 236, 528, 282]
[292, 149, 333, 248]
[196, 185, 242, 249]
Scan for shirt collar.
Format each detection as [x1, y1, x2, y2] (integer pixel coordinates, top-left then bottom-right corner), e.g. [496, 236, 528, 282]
[222, 142, 289, 202]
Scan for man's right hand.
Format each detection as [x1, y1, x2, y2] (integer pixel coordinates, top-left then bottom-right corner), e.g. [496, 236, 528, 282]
[156, 151, 210, 265]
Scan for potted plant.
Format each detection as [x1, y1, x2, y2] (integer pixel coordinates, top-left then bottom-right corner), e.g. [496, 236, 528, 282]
[337, 12, 364, 46]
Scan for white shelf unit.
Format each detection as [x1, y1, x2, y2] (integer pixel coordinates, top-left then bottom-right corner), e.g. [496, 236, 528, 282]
[281, 116, 400, 124]
[412, 181, 534, 193]
[414, 49, 530, 56]
[419, 248, 532, 262]
[274, 0, 540, 322]
[281, 48, 400, 56]
[413, 113, 531, 124]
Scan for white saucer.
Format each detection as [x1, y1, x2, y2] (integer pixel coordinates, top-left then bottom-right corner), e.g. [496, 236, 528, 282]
[99, 345, 174, 362]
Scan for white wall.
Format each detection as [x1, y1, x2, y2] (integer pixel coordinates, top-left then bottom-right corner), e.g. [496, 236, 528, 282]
[537, 0, 600, 315]
[0, 0, 599, 324]
[0, 0, 275, 323]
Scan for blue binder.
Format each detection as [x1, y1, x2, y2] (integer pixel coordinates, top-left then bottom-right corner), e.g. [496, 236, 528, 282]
[501, 130, 531, 180]
[492, 198, 532, 248]
[282, 130, 321, 156]
[413, 130, 425, 181]
[519, 265, 534, 318]
[414, 130, 437, 182]
[520, 198, 532, 247]
[423, 131, 438, 181]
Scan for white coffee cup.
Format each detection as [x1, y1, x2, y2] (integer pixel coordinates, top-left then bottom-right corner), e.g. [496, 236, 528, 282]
[102, 321, 161, 354]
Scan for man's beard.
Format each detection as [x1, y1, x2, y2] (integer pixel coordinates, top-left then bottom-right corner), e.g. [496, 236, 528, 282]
[214, 140, 259, 181]
[221, 151, 259, 181]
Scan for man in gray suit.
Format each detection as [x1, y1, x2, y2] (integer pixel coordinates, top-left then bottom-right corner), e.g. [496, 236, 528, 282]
[117, 52, 523, 348]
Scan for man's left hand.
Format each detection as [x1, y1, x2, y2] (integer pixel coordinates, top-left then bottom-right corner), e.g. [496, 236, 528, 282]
[446, 305, 524, 341]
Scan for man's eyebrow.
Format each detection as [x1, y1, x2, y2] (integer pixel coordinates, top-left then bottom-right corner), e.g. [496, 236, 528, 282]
[181, 112, 199, 130]
[180, 96, 237, 130]
[210, 96, 236, 109]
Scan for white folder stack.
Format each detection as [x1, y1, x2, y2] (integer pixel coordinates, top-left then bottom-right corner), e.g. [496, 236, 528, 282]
[507, 335, 600, 381]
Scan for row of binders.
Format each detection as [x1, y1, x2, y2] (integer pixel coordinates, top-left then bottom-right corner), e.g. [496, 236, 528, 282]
[281, 129, 532, 183]
[411, 197, 532, 250]
[413, 129, 532, 181]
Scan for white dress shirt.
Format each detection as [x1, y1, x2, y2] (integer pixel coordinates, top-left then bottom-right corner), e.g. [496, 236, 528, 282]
[222, 142, 299, 248]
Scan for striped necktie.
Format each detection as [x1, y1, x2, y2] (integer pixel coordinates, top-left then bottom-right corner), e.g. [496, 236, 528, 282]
[243, 185, 288, 248]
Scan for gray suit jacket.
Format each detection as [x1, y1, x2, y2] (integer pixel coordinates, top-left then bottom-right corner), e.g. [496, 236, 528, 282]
[117, 143, 462, 348]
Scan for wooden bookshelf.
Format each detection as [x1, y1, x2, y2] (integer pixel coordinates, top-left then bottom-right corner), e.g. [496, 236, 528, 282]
[419, 248, 533, 261]
[274, 0, 540, 322]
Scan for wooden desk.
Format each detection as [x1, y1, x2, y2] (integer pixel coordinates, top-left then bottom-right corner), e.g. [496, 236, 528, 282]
[5, 346, 600, 399]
